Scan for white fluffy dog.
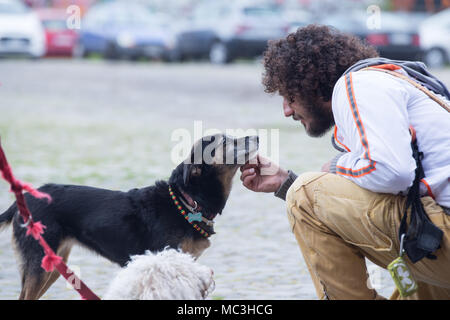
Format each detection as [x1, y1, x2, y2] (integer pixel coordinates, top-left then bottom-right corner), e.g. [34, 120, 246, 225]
[103, 249, 215, 300]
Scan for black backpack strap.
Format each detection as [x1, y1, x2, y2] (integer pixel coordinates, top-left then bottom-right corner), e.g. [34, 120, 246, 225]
[399, 127, 443, 263]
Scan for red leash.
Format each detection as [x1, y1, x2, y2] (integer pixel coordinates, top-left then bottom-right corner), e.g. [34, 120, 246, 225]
[0, 139, 100, 300]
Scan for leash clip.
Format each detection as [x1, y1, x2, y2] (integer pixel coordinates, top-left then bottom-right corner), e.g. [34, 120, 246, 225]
[20, 219, 31, 229]
[399, 233, 406, 257]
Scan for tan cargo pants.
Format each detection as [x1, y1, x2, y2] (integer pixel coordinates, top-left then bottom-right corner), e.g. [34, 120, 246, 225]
[285, 172, 450, 300]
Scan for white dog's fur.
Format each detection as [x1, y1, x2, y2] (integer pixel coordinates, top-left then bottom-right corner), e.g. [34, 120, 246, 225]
[103, 249, 215, 300]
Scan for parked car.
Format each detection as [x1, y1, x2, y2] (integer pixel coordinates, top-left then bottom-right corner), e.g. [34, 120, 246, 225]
[177, 1, 289, 64]
[419, 8, 450, 68]
[283, 8, 314, 33]
[0, 0, 45, 58]
[322, 11, 425, 61]
[73, 1, 179, 61]
[35, 8, 78, 56]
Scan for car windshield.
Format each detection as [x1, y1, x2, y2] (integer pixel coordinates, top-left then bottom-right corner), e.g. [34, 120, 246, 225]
[42, 19, 67, 30]
[0, 0, 29, 14]
[424, 8, 450, 25]
[113, 9, 155, 26]
[324, 16, 365, 33]
[243, 7, 281, 18]
[88, 3, 158, 27]
[379, 13, 418, 32]
[192, 4, 231, 20]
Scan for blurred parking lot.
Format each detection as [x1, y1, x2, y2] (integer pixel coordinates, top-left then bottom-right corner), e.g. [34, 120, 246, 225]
[0, 0, 449, 66]
[0, 0, 449, 300]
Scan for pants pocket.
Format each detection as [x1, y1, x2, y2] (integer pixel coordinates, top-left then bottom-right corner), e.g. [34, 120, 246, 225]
[314, 188, 394, 252]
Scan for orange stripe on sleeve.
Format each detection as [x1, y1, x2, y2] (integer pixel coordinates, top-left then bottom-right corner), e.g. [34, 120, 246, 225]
[336, 73, 376, 178]
[334, 126, 351, 152]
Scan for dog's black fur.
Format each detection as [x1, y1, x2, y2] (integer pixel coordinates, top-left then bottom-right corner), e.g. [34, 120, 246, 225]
[0, 134, 258, 299]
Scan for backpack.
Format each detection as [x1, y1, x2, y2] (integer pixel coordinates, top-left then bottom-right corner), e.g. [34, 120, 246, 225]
[344, 57, 450, 100]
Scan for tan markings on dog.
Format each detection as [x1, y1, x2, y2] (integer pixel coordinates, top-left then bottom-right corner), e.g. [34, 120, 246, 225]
[217, 166, 239, 200]
[19, 238, 74, 300]
[179, 238, 210, 259]
[19, 273, 43, 300]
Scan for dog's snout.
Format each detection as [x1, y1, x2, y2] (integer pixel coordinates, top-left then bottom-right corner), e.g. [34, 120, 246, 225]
[243, 135, 258, 145]
[245, 135, 259, 151]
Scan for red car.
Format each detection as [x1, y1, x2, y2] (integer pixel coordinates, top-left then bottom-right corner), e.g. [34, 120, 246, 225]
[35, 9, 78, 56]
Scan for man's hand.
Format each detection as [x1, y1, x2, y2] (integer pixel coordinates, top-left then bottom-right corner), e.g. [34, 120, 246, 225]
[240, 155, 289, 193]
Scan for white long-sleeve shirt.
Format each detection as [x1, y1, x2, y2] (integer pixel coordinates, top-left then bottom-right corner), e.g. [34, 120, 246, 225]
[330, 68, 450, 208]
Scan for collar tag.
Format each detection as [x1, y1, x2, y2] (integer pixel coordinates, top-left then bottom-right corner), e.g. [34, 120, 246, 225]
[187, 212, 203, 223]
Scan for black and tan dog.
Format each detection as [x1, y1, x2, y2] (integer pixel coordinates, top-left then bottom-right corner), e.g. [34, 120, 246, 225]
[0, 134, 258, 299]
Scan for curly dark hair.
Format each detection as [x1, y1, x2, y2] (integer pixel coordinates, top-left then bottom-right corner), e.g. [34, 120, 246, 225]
[262, 24, 379, 105]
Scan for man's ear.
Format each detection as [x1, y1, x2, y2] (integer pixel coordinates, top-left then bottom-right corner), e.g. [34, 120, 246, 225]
[183, 164, 202, 185]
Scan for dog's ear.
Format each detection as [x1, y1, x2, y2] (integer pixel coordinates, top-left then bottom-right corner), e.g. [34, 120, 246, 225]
[183, 164, 202, 185]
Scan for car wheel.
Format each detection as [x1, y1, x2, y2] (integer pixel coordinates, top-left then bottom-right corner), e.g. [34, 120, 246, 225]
[104, 42, 120, 60]
[209, 41, 232, 64]
[425, 48, 447, 68]
[163, 49, 181, 63]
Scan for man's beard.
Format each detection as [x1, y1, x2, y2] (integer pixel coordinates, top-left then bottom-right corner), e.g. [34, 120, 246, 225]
[304, 101, 335, 137]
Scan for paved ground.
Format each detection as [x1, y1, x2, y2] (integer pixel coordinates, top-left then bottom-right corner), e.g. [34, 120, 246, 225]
[0, 59, 448, 300]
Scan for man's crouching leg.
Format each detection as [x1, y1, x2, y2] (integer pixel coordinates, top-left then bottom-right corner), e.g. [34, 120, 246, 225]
[285, 172, 397, 300]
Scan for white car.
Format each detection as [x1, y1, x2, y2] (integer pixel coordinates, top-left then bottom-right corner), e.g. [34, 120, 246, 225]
[0, 0, 45, 58]
[419, 8, 450, 68]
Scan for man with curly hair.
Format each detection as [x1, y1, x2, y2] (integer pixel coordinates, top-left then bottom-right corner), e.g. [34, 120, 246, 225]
[240, 25, 450, 299]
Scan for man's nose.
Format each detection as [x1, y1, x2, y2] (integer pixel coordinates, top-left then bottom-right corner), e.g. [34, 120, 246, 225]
[283, 99, 294, 117]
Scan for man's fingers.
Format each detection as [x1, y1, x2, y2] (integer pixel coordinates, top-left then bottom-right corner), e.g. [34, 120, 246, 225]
[240, 162, 259, 172]
[242, 172, 257, 188]
[241, 154, 270, 172]
[257, 154, 275, 168]
[240, 168, 255, 181]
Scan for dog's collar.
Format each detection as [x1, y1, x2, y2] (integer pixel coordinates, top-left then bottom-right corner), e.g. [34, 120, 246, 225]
[178, 188, 217, 227]
[168, 185, 215, 238]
